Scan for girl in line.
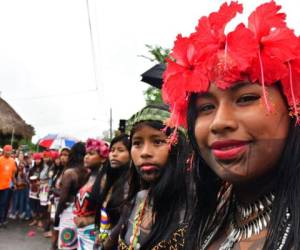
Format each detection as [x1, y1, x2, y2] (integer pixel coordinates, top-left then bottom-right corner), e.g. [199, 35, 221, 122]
[117, 104, 188, 250]
[54, 143, 86, 250]
[28, 153, 43, 227]
[73, 139, 109, 250]
[93, 134, 131, 250]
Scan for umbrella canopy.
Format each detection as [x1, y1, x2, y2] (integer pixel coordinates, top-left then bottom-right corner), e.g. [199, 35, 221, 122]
[39, 134, 78, 150]
[141, 63, 166, 89]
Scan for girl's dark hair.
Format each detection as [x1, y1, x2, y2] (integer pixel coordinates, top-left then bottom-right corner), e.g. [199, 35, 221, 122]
[93, 134, 131, 230]
[126, 110, 188, 249]
[67, 142, 86, 168]
[51, 159, 63, 183]
[185, 93, 300, 250]
[29, 157, 44, 176]
[110, 134, 130, 152]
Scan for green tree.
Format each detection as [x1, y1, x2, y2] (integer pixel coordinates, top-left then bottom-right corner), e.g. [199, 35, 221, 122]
[144, 87, 163, 105]
[18, 138, 37, 152]
[140, 45, 170, 64]
[142, 45, 170, 105]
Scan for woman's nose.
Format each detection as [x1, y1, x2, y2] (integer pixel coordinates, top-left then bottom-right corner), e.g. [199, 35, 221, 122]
[210, 102, 238, 135]
[140, 142, 153, 159]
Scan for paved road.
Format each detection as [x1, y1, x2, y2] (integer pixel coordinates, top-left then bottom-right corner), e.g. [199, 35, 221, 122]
[0, 219, 50, 250]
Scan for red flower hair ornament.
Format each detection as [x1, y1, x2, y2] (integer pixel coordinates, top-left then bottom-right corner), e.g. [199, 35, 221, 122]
[162, 1, 300, 129]
[86, 138, 109, 159]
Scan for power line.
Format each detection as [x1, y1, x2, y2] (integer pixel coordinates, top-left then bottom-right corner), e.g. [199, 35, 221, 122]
[86, 0, 100, 92]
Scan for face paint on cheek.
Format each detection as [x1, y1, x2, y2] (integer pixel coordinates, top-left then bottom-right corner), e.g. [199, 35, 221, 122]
[205, 137, 287, 183]
[135, 165, 164, 183]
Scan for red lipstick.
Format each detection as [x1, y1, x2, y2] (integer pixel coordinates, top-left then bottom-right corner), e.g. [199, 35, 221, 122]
[210, 140, 249, 160]
[140, 164, 159, 172]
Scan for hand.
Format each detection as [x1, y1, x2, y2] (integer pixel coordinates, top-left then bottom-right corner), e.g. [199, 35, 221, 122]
[95, 235, 105, 246]
[73, 216, 87, 228]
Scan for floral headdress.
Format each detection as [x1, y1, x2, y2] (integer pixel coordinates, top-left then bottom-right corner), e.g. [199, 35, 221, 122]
[86, 138, 109, 159]
[162, 1, 300, 129]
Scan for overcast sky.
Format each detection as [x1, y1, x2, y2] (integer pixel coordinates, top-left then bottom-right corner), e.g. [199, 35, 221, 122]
[0, 0, 299, 142]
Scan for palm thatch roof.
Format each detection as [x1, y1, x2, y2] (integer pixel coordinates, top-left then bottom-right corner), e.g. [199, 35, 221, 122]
[0, 97, 34, 139]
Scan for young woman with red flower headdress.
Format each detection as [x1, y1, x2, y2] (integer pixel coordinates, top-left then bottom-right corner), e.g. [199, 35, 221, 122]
[73, 138, 109, 250]
[162, 1, 300, 249]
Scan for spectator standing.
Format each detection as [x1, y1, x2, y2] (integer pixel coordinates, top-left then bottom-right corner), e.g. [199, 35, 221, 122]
[9, 160, 28, 219]
[0, 145, 17, 227]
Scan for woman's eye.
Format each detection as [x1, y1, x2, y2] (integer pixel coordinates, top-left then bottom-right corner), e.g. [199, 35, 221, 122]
[154, 139, 166, 145]
[197, 104, 215, 114]
[132, 141, 141, 146]
[237, 95, 260, 104]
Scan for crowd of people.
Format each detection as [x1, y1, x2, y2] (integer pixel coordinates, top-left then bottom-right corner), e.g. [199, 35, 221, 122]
[1, 1, 300, 249]
[0, 103, 187, 250]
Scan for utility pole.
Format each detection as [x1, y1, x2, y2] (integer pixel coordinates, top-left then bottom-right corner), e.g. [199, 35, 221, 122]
[109, 108, 113, 141]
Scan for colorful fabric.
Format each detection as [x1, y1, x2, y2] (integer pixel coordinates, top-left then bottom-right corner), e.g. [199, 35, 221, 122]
[58, 204, 78, 250]
[74, 183, 96, 217]
[29, 177, 40, 200]
[124, 190, 151, 247]
[39, 180, 49, 206]
[0, 156, 17, 190]
[162, 1, 300, 128]
[77, 224, 96, 250]
[98, 208, 112, 241]
[118, 226, 187, 250]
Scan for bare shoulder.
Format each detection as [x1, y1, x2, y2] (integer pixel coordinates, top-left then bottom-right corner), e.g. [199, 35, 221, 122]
[63, 168, 78, 179]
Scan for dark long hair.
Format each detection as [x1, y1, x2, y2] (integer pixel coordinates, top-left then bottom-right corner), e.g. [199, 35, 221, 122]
[62, 142, 87, 189]
[185, 93, 300, 250]
[126, 118, 189, 249]
[67, 142, 86, 169]
[93, 134, 131, 230]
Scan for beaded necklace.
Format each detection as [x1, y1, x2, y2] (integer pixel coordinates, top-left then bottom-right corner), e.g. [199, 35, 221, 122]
[200, 192, 291, 250]
[129, 195, 148, 250]
[219, 193, 275, 249]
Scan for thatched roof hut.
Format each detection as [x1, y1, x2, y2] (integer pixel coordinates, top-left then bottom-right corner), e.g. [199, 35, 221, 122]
[0, 97, 34, 141]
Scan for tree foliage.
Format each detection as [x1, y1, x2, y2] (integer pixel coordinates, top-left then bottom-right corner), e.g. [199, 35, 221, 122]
[142, 45, 170, 105]
[141, 45, 170, 64]
[18, 138, 37, 152]
[144, 87, 163, 105]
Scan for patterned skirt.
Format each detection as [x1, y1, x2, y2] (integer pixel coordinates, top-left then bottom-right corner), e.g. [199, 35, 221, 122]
[39, 181, 50, 206]
[77, 224, 96, 250]
[58, 204, 78, 250]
